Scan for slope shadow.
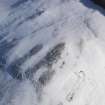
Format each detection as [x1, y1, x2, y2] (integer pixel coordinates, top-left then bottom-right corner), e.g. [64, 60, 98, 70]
[80, 0, 105, 16]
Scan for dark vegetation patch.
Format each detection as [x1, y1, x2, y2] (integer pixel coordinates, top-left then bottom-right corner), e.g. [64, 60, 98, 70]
[39, 70, 55, 85]
[91, 0, 105, 9]
[25, 42, 65, 79]
[80, 0, 105, 16]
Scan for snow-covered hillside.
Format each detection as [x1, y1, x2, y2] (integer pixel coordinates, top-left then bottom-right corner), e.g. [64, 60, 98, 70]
[0, 0, 105, 105]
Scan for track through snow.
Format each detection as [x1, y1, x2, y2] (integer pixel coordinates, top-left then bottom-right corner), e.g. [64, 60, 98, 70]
[0, 0, 105, 105]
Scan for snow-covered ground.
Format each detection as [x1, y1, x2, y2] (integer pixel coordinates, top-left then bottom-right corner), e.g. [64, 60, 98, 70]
[0, 0, 105, 105]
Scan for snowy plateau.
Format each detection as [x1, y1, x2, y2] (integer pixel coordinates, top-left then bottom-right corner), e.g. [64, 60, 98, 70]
[0, 0, 105, 105]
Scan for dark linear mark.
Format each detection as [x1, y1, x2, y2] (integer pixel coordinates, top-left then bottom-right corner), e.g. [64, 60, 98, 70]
[6, 44, 43, 80]
[6, 43, 65, 80]
[11, 0, 29, 8]
[0, 39, 18, 69]
[84, 19, 98, 38]
[16, 9, 44, 27]
[27, 9, 44, 20]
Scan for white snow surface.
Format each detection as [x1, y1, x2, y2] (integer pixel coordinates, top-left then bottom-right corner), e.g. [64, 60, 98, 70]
[0, 0, 105, 105]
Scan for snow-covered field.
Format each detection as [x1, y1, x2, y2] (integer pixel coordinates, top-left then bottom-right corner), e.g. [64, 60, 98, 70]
[0, 0, 105, 105]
